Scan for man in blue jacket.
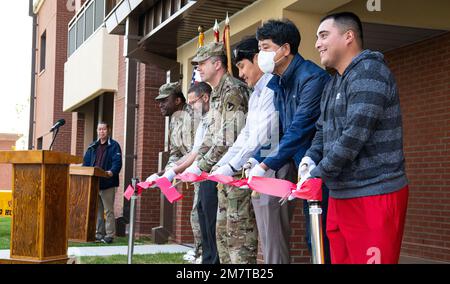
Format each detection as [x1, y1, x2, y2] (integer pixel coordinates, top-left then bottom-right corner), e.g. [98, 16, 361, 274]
[247, 19, 331, 263]
[83, 122, 122, 244]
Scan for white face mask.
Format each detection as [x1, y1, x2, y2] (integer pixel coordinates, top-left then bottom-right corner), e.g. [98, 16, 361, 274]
[258, 45, 284, 74]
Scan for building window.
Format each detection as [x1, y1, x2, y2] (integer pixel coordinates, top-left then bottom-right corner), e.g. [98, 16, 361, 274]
[68, 25, 76, 57]
[94, 0, 105, 30]
[67, 0, 106, 58]
[85, 4, 94, 40]
[76, 13, 85, 49]
[39, 31, 46, 72]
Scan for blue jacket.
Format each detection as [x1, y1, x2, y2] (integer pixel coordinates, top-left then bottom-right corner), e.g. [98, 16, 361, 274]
[262, 54, 330, 171]
[82, 138, 122, 190]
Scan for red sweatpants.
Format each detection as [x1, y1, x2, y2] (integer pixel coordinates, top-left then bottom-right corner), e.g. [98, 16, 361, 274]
[326, 186, 409, 264]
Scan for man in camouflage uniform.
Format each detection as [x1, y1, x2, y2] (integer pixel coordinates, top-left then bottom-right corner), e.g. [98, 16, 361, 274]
[146, 82, 206, 262]
[163, 83, 213, 263]
[146, 82, 194, 182]
[183, 42, 250, 264]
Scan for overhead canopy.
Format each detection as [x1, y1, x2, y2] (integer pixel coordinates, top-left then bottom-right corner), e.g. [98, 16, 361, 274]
[105, 0, 258, 59]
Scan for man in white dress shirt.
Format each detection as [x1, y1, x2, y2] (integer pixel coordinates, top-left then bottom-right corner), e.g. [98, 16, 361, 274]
[210, 37, 277, 264]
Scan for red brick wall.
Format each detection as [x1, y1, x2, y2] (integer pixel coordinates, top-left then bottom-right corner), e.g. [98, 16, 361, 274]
[173, 183, 195, 244]
[70, 112, 85, 156]
[289, 200, 310, 263]
[33, 0, 73, 152]
[75, 113, 85, 156]
[51, 1, 74, 153]
[114, 37, 126, 219]
[134, 62, 166, 235]
[53, 1, 74, 153]
[385, 32, 450, 262]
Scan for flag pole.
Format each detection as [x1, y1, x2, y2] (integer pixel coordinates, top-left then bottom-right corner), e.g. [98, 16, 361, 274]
[308, 200, 325, 264]
[127, 177, 139, 264]
[198, 25, 204, 48]
[224, 13, 232, 74]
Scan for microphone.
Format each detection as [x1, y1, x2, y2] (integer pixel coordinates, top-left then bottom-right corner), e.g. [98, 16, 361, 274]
[50, 119, 65, 132]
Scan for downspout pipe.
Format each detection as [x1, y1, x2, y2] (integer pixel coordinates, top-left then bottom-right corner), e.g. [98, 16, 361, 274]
[28, 0, 37, 150]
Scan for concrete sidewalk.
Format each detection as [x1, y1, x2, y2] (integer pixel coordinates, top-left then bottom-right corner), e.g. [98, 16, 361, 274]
[0, 244, 192, 258]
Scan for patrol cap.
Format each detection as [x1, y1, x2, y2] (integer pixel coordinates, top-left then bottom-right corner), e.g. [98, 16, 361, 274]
[156, 82, 181, 100]
[191, 42, 226, 65]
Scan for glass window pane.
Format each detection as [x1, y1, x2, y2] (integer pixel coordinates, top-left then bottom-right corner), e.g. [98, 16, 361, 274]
[85, 4, 94, 39]
[76, 13, 85, 49]
[94, 0, 105, 30]
[40, 31, 46, 72]
[68, 25, 76, 57]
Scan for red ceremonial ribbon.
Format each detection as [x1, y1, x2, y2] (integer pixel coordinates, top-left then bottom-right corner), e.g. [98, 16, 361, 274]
[124, 177, 183, 203]
[125, 173, 323, 203]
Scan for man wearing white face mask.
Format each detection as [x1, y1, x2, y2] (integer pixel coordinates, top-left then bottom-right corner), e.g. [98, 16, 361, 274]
[209, 37, 277, 264]
[246, 19, 331, 263]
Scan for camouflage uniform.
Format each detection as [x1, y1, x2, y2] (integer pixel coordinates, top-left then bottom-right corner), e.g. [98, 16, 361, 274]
[157, 82, 202, 257]
[155, 82, 195, 170]
[216, 182, 258, 264]
[195, 72, 251, 264]
[192, 42, 250, 264]
[191, 183, 202, 257]
[196, 72, 249, 172]
[206, 73, 257, 264]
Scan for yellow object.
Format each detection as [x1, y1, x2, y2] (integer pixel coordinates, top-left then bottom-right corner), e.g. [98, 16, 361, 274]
[0, 190, 12, 217]
[198, 26, 205, 47]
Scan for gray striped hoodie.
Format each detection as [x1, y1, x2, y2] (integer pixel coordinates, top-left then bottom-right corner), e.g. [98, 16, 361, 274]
[306, 50, 408, 199]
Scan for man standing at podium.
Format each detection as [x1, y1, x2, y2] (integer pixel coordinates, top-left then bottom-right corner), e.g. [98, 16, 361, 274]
[83, 122, 123, 244]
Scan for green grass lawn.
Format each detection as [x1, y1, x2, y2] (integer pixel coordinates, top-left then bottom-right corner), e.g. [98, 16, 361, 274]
[0, 217, 153, 249]
[78, 253, 189, 264]
[1, 217, 188, 264]
[0, 217, 11, 249]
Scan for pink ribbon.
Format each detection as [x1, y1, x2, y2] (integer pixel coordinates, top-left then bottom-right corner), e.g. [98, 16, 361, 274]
[124, 178, 183, 203]
[247, 176, 294, 198]
[125, 173, 323, 203]
[175, 173, 323, 201]
[175, 172, 209, 183]
[291, 178, 323, 201]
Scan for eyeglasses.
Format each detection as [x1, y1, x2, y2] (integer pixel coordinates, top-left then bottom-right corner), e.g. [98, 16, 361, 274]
[233, 49, 258, 59]
[188, 94, 204, 105]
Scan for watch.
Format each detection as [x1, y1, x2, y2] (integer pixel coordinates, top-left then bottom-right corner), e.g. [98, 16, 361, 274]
[228, 163, 238, 173]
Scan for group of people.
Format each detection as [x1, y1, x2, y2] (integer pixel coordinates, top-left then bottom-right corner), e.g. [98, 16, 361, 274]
[86, 11, 409, 264]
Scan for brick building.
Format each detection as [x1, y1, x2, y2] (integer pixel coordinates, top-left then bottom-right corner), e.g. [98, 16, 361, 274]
[30, 0, 450, 263]
[30, 0, 76, 152]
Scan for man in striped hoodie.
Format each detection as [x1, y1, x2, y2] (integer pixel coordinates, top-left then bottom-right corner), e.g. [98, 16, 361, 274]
[299, 12, 409, 264]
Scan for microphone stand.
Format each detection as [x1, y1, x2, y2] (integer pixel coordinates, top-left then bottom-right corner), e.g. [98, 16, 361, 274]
[48, 127, 60, 151]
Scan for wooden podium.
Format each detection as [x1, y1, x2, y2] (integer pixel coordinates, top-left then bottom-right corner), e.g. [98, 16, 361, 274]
[0, 150, 82, 264]
[68, 166, 108, 242]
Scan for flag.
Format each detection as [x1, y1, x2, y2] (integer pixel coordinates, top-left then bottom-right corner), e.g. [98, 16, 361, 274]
[190, 66, 202, 85]
[214, 19, 220, 43]
[223, 13, 232, 74]
[191, 26, 204, 86]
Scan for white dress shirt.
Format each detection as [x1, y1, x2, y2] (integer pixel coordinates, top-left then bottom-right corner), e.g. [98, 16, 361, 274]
[192, 114, 208, 152]
[216, 73, 276, 170]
